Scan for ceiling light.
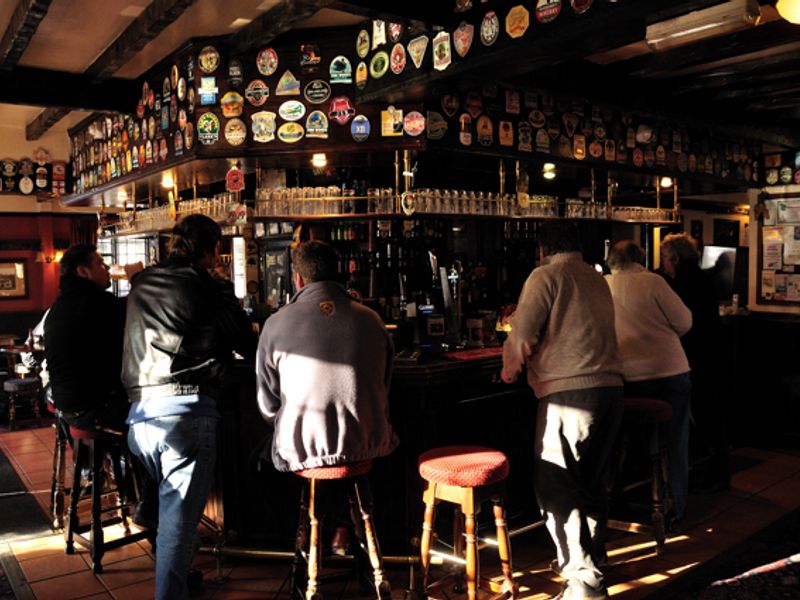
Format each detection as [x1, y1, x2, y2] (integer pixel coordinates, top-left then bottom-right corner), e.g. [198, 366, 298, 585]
[543, 171, 557, 180]
[311, 153, 327, 168]
[777, 0, 800, 23]
[161, 174, 174, 189]
[660, 176, 673, 189]
[646, 0, 761, 51]
[542, 163, 557, 180]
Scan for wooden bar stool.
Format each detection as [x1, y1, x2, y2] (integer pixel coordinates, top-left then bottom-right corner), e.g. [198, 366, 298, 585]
[65, 426, 149, 573]
[291, 460, 390, 600]
[608, 397, 673, 554]
[3, 377, 41, 431]
[418, 446, 516, 600]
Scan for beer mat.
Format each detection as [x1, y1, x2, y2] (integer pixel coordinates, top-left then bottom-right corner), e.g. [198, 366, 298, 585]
[444, 347, 502, 361]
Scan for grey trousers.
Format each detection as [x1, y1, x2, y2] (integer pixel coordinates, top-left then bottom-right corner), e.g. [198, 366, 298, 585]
[534, 386, 623, 598]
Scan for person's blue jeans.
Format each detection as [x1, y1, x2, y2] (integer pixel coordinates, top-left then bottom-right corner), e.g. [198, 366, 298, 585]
[625, 372, 692, 521]
[127, 415, 218, 600]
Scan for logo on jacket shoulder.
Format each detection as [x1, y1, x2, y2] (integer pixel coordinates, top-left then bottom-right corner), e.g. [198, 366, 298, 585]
[319, 301, 336, 317]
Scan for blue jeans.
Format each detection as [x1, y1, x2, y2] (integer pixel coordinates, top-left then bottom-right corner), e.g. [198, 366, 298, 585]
[625, 372, 692, 520]
[128, 416, 218, 600]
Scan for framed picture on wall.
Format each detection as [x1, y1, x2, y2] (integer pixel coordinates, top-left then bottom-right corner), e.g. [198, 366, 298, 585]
[0, 259, 28, 299]
[713, 219, 739, 247]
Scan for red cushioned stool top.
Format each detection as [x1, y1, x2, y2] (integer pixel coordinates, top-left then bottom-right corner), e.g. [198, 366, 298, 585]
[296, 460, 373, 480]
[69, 426, 124, 442]
[418, 445, 509, 487]
[623, 397, 673, 424]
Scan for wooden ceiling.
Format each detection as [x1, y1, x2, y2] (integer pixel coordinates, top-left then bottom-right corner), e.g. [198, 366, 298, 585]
[0, 0, 799, 150]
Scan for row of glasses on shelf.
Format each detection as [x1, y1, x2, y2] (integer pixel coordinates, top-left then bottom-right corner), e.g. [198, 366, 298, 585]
[565, 200, 610, 220]
[411, 189, 518, 216]
[255, 186, 396, 217]
[115, 192, 239, 234]
[178, 193, 235, 221]
[611, 206, 675, 222]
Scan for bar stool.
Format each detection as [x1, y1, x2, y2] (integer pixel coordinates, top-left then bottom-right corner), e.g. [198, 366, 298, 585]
[65, 426, 149, 573]
[608, 397, 673, 554]
[48, 403, 69, 528]
[291, 460, 390, 600]
[3, 377, 41, 430]
[418, 446, 516, 600]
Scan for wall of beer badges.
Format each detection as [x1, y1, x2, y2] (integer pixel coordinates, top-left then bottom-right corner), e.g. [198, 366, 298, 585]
[353, 3, 763, 186]
[0, 148, 64, 196]
[422, 85, 761, 184]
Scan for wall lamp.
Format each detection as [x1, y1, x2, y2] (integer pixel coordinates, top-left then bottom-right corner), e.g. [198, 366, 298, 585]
[36, 250, 64, 264]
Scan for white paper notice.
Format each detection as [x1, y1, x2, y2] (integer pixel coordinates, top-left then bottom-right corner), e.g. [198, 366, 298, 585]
[762, 270, 776, 296]
[775, 274, 788, 300]
[764, 240, 783, 269]
[784, 226, 800, 266]
[788, 275, 800, 301]
[777, 199, 800, 224]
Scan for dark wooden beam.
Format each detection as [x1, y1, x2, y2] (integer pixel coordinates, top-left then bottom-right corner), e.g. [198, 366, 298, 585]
[0, 0, 53, 69]
[229, 0, 333, 55]
[329, 1, 446, 26]
[26, 0, 198, 140]
[0, 66, 137, 110]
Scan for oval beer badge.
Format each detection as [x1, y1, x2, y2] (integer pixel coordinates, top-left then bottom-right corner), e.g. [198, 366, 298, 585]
[535, 0, 562, 24]
[390, 43, 406, 75]
[351, 115, 371, 142]
[370, 52, 389, 78]
[355, 62, 368, 89]
[257, 48, 279, 76]
[304, 80, 331, 104]
[480, 12, 500, 46]
[277, 122, 305, 143]
[279, 100, 306, 122]
[356, 29, 370, 58]
[246, 80, 269, 106]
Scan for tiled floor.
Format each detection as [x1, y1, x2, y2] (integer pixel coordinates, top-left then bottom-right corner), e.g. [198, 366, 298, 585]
[2, 424, 799, 599]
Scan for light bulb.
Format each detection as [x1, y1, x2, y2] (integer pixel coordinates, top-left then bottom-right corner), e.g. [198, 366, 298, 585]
[777, 0, 800, 24]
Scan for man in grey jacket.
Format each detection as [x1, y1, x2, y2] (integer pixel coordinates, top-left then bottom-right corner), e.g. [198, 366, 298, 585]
[256, 240, 397, 473]
[502, 221, 623, 600]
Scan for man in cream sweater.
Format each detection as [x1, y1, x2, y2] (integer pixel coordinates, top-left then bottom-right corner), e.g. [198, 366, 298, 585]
[502, 222, 623, 600]
[605, 240, 692, 525]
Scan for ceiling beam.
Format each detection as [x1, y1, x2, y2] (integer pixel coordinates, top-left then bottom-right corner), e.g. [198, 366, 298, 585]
[329, 1, 446, 26]
[229, 0, 333, 55]
[0, 66, 138, 110]
[26, 0, 199, 140]
[0, 0, 53, 69]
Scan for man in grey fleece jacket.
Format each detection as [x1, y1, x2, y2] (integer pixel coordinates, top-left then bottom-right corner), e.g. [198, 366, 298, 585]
[256, 240, 398, 473]
[502, 222, 623, 600]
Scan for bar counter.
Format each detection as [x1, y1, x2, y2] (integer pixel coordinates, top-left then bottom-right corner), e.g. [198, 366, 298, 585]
[205, 348, 537, 554]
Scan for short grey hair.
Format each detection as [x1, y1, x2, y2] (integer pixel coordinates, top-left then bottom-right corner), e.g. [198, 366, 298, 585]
[607, 240, 645, 271]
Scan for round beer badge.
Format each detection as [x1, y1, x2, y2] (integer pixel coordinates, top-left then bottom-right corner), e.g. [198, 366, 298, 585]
[480, 12, 500, 46]
[177, 77, 186, 101]
[390, 43, 406, 75]
[356, 29, 370, 58]
[304, 80, 331, 104]
[370, 52, 389, 78]
[197, 112, 220, 145]
[403, 111, 425, 136]
[256, 48, 279, 76]
[246, 80, 269, 106]
[224, 118, 247, 146]
[571, 0, 593, 15]
[351, 115, 371, 142]
[535, 0, 562, 24]
[198, 46, 220, 73]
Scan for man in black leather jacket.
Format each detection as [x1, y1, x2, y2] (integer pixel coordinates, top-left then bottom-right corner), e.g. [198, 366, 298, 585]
[45, 244, 128, 431]
[122, 215, 257, 600]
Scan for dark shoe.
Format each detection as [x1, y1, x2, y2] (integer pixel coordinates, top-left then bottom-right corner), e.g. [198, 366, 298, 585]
[187, 568, 203, 591]
[331, 526, 350, 557]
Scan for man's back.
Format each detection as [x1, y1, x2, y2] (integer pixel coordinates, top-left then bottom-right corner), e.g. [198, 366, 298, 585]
[45, 276, 125, 412]
[257, 280, 397, 472]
